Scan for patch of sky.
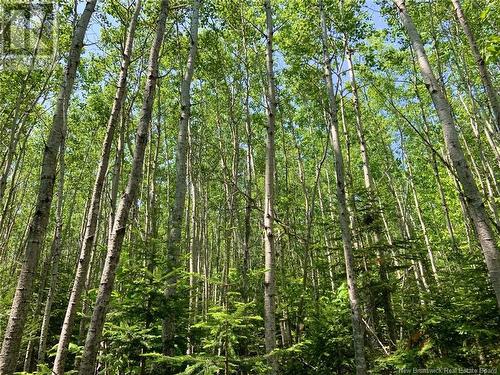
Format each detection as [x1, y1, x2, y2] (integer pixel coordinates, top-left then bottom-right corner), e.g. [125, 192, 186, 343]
[363, 0, 389, 32]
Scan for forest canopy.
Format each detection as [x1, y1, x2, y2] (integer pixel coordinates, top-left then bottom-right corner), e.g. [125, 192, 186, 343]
[0, 0, 499, 374]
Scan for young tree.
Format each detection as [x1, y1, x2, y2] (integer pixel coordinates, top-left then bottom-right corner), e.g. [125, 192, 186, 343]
[162, 0, 200, 357]
[263, 0, 278, 373]
[346, 47, 398, 348]
[320, 2, 367, 374]
[450, 0, 500, 131]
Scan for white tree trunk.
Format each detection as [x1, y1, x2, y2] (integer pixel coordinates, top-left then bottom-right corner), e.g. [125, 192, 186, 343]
[162, 0, 200, 357]
[263, 1, 278, 373]
[38, 130, 66, 364]
[394, 0, 500, 310]
[450, 0, 500, 132]
[0, 2, 97, 373]
[320, 2, 367, 374]
[51, 2, 141, 372]
[77, 1, 168, 373]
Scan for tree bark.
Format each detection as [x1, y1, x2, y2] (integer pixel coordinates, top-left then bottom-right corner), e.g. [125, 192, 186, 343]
[0, 2, 97, 373]
[242, 38, 253, 303]
[77, 1, 168, 373]
[38, 129, 66, 364]
[262, 1, 278, 373]
[162, 0, 200, 357]
[320, 2, 367, 374]
[52, 2, 141, 372]
[450, 0, 500, 132]
[394, 0, 500, 310]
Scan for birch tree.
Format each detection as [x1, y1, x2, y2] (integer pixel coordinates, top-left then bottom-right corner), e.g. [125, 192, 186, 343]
[77, 1, 169, 372]
[320, 2, 367, 374]
[0, 2, 97, 372]
[450, 0, 500, 132]
[393, 0, 500, 310]
[263, 1, 278, 373]
[162, 0, 200, 357]
[52, 2, 142, 372]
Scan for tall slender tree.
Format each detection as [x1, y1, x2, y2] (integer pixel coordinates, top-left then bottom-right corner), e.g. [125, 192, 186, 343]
[162, 0, 200, 357]
[262, 0, 278, 373]
[52, 2, 142, 372]
[37, 127, 66, 364]
[0, 2, 97, 373]
[346, 47, 397, 348]
[77, 1, 169, 373]
[320, 2, 367, 374]
[450, 0, 500, 132]
[394, 0, 500, 310]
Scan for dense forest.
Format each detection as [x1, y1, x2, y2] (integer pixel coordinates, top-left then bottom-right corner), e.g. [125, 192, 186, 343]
[0, 0, 499, 374]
